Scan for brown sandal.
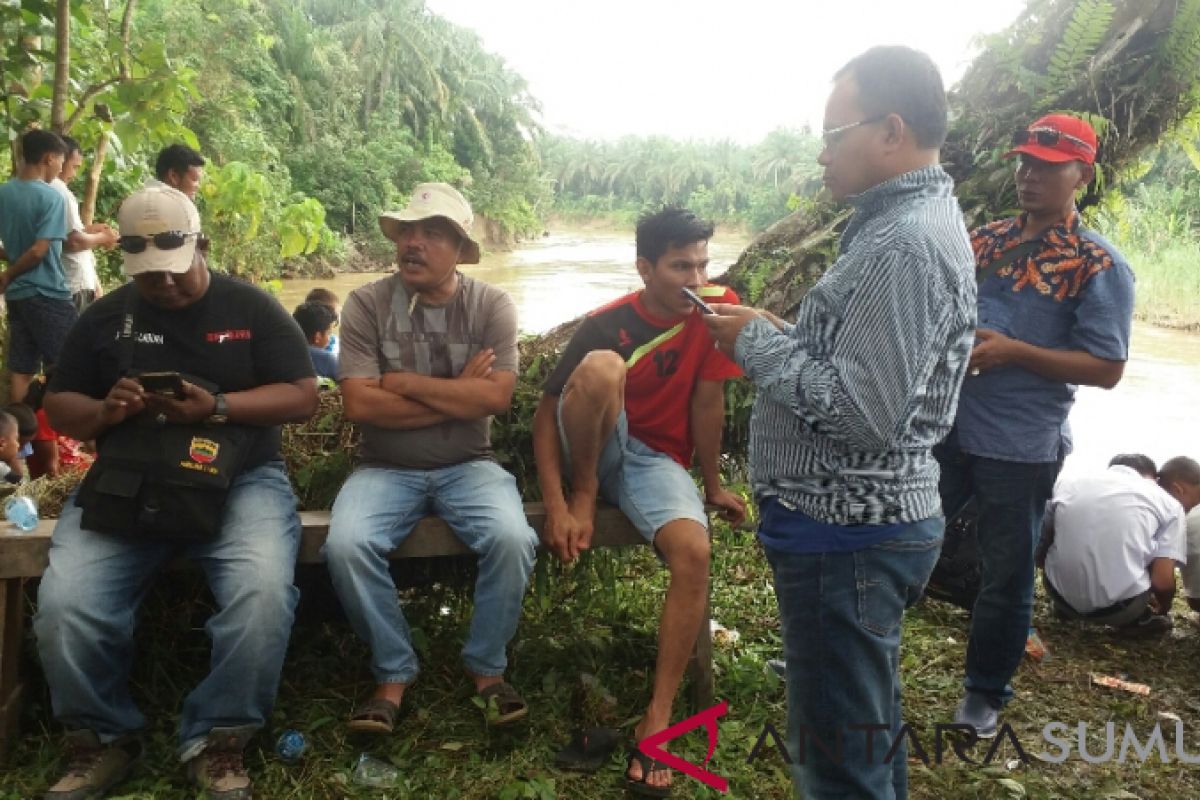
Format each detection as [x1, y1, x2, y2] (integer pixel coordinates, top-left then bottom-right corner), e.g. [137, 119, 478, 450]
[477, 681, 528, 726]
[346, 697, 400, 734]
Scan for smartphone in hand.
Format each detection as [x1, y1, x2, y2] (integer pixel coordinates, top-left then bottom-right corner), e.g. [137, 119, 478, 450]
[137, 371, 184, 399]
[680, 287, 716, 315]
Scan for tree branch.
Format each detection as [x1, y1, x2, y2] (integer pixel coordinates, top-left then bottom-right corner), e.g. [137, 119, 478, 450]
[50, 0, 70, 132]
[119, 0, 137, 81]
[63, 78, 121, 133]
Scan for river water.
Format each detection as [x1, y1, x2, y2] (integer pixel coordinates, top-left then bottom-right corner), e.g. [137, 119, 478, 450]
[280, 230, 1200, 478]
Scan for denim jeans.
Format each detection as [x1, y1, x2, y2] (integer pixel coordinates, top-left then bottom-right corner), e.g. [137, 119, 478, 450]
[323, 460, 537, 684]
[934, 432, 1061, 704]
[34, 461, 301, 755]
[766, 517, 944, 800]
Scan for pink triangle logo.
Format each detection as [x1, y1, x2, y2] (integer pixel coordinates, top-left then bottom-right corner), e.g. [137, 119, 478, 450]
[637, 700, 729, 792]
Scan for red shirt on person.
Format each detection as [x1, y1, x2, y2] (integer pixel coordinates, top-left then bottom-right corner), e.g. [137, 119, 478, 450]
[543, 285, 741, 467]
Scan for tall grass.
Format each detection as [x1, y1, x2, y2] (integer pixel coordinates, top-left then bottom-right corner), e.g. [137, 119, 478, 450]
[1093, 183, 1200, 329]
[1120, 240, 1200, 329]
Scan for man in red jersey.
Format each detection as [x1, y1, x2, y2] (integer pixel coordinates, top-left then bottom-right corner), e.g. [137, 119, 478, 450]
[533, 206, 746, 796]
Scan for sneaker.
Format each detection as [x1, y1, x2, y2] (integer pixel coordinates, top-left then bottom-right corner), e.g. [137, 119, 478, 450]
[44, 729, 140, 799]
[186, 726, 255, 800]
[1120, 610, 1173, 636]
[953, 692, 1000, 739]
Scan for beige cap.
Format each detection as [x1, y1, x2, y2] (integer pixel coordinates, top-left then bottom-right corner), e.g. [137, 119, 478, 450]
[117, 186, 202, 275]
[379, 182, 481, 264]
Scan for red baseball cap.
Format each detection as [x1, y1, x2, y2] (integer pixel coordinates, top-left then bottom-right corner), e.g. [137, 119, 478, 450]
[1004, 114, 1097, 165]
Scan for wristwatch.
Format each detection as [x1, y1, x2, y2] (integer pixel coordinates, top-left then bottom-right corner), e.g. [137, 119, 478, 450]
[207, 392, 229, 425]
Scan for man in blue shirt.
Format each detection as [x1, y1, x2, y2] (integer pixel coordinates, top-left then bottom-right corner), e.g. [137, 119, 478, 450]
[937, 114, 1135, 738]
[0, 129, 76, 403]
[706, 46, 975, 799]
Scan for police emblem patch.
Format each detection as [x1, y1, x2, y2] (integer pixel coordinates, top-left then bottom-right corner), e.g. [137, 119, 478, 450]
[189, 437, 220, 464]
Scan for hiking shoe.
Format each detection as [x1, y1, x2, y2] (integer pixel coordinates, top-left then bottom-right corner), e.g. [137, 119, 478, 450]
[953, 692, 1000, 739]
[1120, 610, 1173, 636]
[186, 726, 255, 800]
[44, 729, 140, 799]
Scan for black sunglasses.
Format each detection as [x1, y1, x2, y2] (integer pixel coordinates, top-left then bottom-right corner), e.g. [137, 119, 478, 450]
[117, 231, 204, 254]
[1010, 128, 1095, 154]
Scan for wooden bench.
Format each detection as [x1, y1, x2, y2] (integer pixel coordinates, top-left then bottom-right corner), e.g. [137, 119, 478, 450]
[0, 504, 715, 762]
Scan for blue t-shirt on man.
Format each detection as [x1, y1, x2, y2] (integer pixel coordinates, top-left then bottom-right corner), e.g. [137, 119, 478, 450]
[954, 210, 1135, 463]
[0, 178, 69, 301]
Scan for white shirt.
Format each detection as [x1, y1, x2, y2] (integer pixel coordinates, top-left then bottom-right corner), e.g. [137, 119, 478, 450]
[1179, 508, 1200, 599]
[1045, 464, 1186, 612]
[49, 177, 99, 294]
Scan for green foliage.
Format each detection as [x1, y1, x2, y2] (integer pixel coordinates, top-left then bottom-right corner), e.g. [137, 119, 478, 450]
[5, 0, 557, 281]
[200, 161, 336, 280]
[498, 777, 557, 800]
[543, 130, 822, 233]
[1043, 0, 1114, 100]
[1164, 0, 1200, 84]
[278, 198, 326, 260]
[1092, 138, 1200, 328]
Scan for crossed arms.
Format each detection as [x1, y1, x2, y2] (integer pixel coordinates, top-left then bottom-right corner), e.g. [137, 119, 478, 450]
[342, 349, 516, 429]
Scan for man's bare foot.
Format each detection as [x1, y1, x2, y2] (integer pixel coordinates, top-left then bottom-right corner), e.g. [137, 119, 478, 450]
[566, 489, 598, 555]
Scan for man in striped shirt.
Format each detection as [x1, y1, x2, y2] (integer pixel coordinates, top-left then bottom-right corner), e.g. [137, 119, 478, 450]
[706, 46, 976, 799]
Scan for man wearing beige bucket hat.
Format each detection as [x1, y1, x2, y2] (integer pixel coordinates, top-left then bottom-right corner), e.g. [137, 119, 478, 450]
[326, 182, 538, 732]
[36, 185, 318, 799]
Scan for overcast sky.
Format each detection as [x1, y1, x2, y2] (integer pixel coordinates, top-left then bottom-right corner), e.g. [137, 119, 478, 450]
[425, 0, 1029, 142]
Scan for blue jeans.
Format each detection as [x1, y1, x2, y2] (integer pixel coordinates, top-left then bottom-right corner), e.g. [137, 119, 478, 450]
[766, 517, 944, 800]
[323, 460, 537, 684]
[34, 462, 301, 755]
[934, 432, 1061, 704]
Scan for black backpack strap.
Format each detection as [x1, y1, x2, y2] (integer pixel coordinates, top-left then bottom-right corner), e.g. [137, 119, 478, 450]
[976, 240, 1041, 286]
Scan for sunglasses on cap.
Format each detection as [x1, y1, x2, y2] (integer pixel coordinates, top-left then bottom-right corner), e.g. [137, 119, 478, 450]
[1009, 127, 1095, 155]
[117, 231, 206, 254]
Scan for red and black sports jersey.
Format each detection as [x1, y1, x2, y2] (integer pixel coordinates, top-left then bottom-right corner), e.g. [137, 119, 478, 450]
[543, 285, 741, 467]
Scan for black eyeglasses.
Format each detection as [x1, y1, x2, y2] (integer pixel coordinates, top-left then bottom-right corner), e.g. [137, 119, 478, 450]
[1010, 128, 1095, 154]
[117, 231, 204, 254]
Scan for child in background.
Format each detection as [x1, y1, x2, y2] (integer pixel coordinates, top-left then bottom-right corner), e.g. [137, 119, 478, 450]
[22, 371, 93, 477]
[293, 301, 339, 383]
[305, 287, 341, 354]
[0, 411, 24, 485]
[5, 403, 38, 464]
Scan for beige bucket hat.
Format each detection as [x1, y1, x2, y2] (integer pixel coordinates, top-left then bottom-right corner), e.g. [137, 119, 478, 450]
[378, 182, 481, 264]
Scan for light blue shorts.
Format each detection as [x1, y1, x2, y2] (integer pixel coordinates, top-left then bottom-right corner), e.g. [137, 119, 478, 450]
[557, 395, 708, 543]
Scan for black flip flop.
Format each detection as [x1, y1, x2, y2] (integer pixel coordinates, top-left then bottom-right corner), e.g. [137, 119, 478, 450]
[624, 746, 671, 798]
[554, 727, 620, 772]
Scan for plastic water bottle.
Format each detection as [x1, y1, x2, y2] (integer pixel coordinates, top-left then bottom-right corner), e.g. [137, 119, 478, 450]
[275, 729, 306, 763]
[350, 753, 402, 788]
[4, 496, 38, 533]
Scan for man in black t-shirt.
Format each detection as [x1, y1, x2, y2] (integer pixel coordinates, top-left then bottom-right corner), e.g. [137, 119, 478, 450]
[36, 186, 317, 800]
